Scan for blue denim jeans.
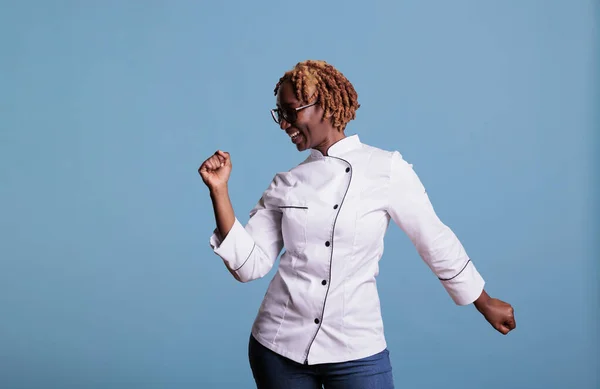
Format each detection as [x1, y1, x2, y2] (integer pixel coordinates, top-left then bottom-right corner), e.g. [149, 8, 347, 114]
[248, 334, 395, 389]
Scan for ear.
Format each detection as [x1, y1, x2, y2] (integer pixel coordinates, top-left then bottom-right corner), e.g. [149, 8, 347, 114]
[322, 111, 335, 127]
[319, 113, 332, 127]
[319, 106, 334, 120]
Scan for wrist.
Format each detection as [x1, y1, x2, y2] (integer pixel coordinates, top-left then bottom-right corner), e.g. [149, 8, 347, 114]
[473, 289, 491, 313]
[209, 184, 229, 198]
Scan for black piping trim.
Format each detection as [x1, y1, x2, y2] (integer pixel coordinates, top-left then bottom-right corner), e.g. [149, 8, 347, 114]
[438, 259, 471, 281]
[278, 206, 308, 209]
[233, 243, 256, 272]
[303, 156, 352, 365]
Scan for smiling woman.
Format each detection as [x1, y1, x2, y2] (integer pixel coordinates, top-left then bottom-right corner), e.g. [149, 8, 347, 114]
[198, 59, 516, 389]
[270, 60, 361, 153]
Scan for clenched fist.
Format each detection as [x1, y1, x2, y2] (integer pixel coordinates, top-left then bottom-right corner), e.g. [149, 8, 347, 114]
[198, 150, 232, 192]
[479, 297, 516, 335]
[473, 290, 516, 335]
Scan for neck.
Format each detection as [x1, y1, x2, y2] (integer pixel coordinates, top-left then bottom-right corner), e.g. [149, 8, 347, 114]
[314, 131, 346, 156]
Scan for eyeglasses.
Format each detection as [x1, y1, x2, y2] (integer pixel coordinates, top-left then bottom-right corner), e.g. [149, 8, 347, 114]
[270, 101, 318, 124]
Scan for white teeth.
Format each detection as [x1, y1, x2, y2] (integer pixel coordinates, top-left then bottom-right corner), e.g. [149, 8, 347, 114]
[289, 131, 300, 138]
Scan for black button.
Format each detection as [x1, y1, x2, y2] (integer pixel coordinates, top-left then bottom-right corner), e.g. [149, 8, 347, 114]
[325, 241, 330, 247]
[345, 167, 350, 173]
[333, 204, 338, 209]
[314, 318, 320, 324]
[322, 280, 327, 285]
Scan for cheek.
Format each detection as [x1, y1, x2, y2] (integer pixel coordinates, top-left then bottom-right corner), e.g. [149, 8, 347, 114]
[303, 115, 323, 134]
[297, 111, 323, 139]
[295, 117, 312, 133]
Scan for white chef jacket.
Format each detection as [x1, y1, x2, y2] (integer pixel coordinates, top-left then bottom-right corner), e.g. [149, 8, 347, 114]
[209, 134, 485, 365]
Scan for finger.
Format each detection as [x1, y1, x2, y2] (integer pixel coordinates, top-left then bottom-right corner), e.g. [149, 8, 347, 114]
[496, 324, 510, 335]
[216, 150, 230, 163]
[506, 318, 516, 330]
[204, 161, 216, 171]
[209, 156, 222, 169]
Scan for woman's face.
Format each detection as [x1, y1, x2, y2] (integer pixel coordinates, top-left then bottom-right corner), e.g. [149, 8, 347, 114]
[275, 80, 337, 153]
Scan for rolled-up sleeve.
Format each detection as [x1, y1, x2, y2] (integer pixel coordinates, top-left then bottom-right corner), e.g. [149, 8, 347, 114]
[386, 151, 485, 305]
[209, 174, 287, 283]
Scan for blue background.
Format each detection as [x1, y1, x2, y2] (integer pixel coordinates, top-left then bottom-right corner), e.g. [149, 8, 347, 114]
[1, 1, 597, 388]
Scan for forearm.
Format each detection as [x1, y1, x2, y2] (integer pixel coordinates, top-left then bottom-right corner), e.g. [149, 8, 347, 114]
[210, 184, 235, 240]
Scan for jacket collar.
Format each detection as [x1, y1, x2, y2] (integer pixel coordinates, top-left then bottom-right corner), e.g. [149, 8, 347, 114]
[309, 134, 362, 159]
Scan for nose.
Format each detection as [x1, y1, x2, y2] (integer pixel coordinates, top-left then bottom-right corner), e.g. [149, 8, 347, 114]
[279, 119, 291, 131]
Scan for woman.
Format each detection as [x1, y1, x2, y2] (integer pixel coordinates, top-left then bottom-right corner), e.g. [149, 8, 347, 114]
[198, 60, 516, 389]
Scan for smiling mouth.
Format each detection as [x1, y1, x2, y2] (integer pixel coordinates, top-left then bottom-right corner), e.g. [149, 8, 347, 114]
[289, 130, 303, 144]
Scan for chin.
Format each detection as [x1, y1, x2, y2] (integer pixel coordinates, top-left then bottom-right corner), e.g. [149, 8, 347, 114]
[293, 138, 309, 152]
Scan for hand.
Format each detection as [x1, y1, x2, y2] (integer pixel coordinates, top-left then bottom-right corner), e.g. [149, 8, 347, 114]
[198, 150, 232, 192]
[475, 294, 516, 335]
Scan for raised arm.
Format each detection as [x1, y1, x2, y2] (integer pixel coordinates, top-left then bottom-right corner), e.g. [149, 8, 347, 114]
[199, 150, 235, 239]
[199, 150, 285, 282]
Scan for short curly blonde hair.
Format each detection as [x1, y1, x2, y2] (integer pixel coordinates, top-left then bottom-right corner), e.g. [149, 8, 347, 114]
[274, 60, 360, 131]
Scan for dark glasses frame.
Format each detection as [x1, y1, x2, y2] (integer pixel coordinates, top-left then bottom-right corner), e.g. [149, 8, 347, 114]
[270, 101, 318, 124]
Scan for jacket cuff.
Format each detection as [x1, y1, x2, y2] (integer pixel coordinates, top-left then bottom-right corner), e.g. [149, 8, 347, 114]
[440, 261, 485, 305]
[209, 218, 255, 272]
